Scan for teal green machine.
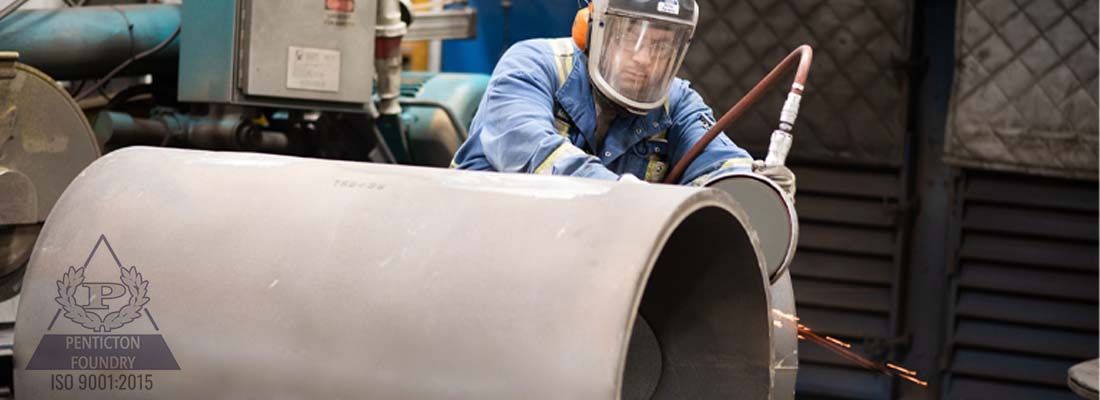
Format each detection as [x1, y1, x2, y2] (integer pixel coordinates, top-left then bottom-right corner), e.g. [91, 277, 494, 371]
[391, 72, 490, 167]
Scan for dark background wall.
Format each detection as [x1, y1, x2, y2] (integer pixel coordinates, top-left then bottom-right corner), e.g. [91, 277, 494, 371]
[441, 1, 1100, 398]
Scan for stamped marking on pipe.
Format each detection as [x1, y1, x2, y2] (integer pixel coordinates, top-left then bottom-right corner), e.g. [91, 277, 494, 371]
[333, 178, 387, 190]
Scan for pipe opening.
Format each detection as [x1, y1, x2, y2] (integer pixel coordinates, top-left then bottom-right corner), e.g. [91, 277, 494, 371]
[623, 206, 772, 399]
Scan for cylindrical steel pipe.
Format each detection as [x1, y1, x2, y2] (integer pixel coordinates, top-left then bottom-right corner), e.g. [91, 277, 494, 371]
[16, 147, 783, 399]
[0, 5, 180, 80]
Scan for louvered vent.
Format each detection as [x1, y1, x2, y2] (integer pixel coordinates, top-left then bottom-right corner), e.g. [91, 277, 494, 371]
[944, 170, 1099, 399]
[790, 163, 908, 399]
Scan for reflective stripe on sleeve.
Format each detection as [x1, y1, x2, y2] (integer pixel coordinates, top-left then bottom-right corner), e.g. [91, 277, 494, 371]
[719, 157, 754, 170]
[685, 157, 756, 186]
[534, 141, 586, 175]
[548, 38, 576, 137]
[548, 38, 574, 89]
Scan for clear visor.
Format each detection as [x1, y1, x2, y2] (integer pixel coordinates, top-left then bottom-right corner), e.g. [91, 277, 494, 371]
[595, 15, 693, 108]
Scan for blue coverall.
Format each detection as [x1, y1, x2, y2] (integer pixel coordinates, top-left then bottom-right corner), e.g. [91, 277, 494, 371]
[451, 38, 754, 185]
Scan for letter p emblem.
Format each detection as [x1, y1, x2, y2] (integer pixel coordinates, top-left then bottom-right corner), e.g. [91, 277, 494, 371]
[81, 283, 127, 310]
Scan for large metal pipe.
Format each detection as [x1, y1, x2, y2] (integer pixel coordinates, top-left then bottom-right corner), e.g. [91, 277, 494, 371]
[0, 4, 180, 80]
[15, 147, 787, 399]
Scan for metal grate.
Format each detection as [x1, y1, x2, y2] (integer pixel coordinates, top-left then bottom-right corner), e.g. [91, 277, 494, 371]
[681, 0, 914, 167]
[788, 163, 908, 399]
[945, 0, 1099, 179]
[943, 170, 1099, 399]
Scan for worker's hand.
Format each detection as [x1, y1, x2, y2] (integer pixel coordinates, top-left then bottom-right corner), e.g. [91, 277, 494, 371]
[752, 160, 796, 202]
[619, 173, 646, 183]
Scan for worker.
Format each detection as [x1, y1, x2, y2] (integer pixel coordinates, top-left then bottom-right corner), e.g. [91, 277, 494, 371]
[451, 0, 795, 197]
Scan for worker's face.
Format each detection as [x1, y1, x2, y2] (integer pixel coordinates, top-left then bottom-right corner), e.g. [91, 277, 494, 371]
[594, 15, 691, 107]
[607, 23, 676, 93]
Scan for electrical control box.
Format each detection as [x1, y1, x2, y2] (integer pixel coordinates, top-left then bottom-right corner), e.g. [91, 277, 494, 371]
[179, 0, 377, 111]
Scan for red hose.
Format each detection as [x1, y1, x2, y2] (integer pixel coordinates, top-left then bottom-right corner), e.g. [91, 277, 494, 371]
[663, 45, 814, 184]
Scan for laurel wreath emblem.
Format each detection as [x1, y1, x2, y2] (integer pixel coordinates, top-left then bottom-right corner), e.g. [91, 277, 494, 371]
[55, 266, 150, 332]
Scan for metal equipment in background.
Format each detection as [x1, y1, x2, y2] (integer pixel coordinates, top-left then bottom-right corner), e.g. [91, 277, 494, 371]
[0, 53, 103, 397]
[0, 4, 181, 82]
[397, 71, 489, 166]
[0, 0, 483, 292]
[0, 53, 100, 304]
[15, 147, 794, 399]
[179, 0, 379, 110]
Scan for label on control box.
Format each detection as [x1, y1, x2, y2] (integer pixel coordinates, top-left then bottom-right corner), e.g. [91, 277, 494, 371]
[286, 46, 341, 92]
[324, 0, 357, 26]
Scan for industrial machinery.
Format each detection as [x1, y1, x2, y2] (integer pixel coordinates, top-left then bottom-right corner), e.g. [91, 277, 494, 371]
[0, 53, 101, 304]
[398, 72, 490, 166]
[0, 0, 483, 299]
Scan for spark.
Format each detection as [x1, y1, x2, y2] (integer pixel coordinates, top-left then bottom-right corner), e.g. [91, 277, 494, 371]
[825, 336, 851, 349]
[887, 363, 917, 376]
[900, 374, 929, 387]
[795, 322, 928, 388]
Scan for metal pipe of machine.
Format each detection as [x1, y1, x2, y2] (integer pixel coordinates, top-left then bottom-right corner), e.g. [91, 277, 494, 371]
[16, 147, 790, 399]
[93, 111, 289, 152]
[0, 4, 180, 80]
[376, 0, 407, 116]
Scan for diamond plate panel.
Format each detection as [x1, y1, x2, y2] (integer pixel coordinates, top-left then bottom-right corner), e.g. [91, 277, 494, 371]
[945, 0, 1099, 179]
[681, 0, 914, 167]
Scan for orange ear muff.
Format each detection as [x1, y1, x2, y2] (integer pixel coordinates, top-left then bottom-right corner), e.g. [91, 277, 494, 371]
[572, 3, 592, 51]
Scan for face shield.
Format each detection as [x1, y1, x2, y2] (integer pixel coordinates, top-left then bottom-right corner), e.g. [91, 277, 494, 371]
[589, 11, 695, 114]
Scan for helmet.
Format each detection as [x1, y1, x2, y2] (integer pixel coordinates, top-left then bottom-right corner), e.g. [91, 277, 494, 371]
[574, 0, 699, 114]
